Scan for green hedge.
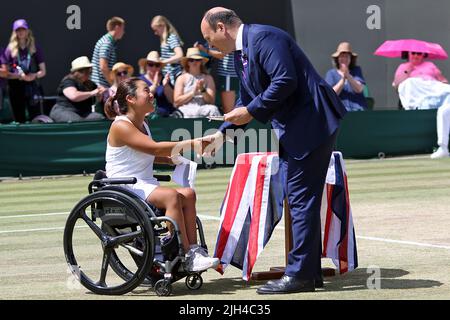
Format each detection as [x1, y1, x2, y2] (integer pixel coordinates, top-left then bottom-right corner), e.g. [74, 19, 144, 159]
[0, 110, 440, 177]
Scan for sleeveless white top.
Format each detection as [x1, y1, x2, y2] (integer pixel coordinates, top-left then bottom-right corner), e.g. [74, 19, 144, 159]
[105, 115, 159, 199]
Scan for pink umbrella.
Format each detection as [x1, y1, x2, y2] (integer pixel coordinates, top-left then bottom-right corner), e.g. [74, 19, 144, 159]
[374, 39, 448, 60]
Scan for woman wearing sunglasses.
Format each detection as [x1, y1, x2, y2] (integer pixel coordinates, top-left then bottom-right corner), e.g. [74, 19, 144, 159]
[138, 51, 176, 117]
[173, 48, 221, 118]
[50, 56, 106, 122]
[393, 51, 449, 159]
[102, 62, 134, 119]
[393, 51, 447, 89]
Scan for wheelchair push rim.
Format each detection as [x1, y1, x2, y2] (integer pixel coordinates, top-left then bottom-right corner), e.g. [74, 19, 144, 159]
[63, 190, 155, 295]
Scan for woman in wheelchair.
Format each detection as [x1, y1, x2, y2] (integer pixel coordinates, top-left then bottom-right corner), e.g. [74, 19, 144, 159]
[103, 77, 219, 272]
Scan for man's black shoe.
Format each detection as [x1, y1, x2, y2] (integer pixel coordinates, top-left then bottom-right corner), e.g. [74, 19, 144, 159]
[256, 275, 315, 294]
[315, 278, 324, 288]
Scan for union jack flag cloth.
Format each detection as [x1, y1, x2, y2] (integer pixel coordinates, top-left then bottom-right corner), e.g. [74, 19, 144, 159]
[213, 152, 285, 281]
[321, 151, 358, 274]
[214, 151, 358, 280]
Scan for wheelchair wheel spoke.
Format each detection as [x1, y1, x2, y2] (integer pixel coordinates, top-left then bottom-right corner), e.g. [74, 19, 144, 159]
[81, 212, 105, 241]
[110, 230, 143, 246]
[98, 248, 112, 287]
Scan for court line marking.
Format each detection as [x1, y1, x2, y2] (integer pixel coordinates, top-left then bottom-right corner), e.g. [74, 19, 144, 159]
[1, 212, 450, 251]
[0, 212, 69, 219]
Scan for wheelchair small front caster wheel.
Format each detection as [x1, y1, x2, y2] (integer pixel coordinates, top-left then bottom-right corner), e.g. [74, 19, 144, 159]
[155, 279, 172, 296]
[185, 274, 203, 290]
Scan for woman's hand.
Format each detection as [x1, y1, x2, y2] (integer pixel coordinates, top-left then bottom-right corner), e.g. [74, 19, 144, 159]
[162, 73, 170, 87]
[340, 64, 350, 79]
[195, 79, 206, 94]
[21, 73, 37, 82]
[152, 71, 162, 86]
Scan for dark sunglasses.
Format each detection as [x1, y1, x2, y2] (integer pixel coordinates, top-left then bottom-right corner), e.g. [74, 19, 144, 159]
[411, 52, 424, 56]
[78, 68, 92, 74]
[116, 71, 128, 77]
[188, 58, 202, 63]
[116, 70, 128, 76]
[147, 62, 161, 68]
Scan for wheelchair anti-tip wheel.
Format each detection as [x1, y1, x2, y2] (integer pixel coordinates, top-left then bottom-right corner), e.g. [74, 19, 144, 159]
[185, 274, 203, 290]
[63, 190, 155, 295]
[154, 279, 173, 296]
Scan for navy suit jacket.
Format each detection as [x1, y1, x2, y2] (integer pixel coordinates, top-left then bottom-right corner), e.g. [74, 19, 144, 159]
[220, 24, 347, 160]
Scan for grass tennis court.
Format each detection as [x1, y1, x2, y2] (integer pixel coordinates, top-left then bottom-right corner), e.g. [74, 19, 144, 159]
[1, 155, 450, 300]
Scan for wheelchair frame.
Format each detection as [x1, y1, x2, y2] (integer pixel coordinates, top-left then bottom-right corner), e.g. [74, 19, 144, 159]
[63, 172, 208, 296]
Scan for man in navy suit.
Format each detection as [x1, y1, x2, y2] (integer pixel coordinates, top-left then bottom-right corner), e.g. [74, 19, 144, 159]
[201, 7, 347, 294]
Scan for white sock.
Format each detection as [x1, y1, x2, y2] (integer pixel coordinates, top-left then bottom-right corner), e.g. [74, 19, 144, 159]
[189, 244, 200, 250]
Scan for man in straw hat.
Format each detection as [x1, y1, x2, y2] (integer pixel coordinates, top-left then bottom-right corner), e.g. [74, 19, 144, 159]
[200, 7, 347, 294]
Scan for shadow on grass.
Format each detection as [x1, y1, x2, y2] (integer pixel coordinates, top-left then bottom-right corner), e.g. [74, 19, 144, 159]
[126, 276, 258, 297]
[320, 268, 443, 292]
[126, 268, 443, 297]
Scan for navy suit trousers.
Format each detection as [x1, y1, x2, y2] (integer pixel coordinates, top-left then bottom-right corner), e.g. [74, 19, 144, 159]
[280, 131, 338, 280]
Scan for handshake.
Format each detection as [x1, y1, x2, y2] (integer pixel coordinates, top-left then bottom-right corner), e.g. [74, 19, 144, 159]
[194, 131, 227, 158]
[170, 131, 227, 164]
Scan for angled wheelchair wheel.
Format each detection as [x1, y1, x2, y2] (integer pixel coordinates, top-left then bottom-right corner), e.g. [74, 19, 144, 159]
[186, 274, 203, 290]
[102, 223, 154, 287]
[154, 279, 173, 296]
[63, 190, 155, 295]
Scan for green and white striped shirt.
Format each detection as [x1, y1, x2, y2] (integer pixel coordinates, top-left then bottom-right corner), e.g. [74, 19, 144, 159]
[161, 33, 182, 86]
[91, 33, 117, 88]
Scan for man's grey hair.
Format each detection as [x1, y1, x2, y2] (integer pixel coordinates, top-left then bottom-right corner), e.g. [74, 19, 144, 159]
[203, 9, 242, 30]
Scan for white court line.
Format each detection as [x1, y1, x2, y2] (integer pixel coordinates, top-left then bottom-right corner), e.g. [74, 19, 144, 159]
[0, 212, 69, 219]
[1, 212, 450, 251]
[0, 226, 88, 234]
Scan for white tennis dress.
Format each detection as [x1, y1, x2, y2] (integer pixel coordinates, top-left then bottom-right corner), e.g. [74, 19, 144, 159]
[105, 115, 160, 200]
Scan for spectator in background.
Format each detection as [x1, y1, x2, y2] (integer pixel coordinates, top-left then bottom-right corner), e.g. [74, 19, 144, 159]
[103, 62, 134, 120]
[1, 19, 46, 123]
[50, 56, 106, 122]
[173, 48, 221, 118]
[151, 15, 184, 86]
[194, 41, 238, 114]
[108, 62, 134, 98]
[91, 17, 125, 88]
[325, 42, 367, 112]
[391, 51, 449, 159]
[138, 51, 176, 117]
[0, 47, 7, 111]
[393, 51, 448, 89]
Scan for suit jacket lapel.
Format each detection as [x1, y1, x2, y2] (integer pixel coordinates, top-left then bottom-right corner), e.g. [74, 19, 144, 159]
[238, 24, 257, 99]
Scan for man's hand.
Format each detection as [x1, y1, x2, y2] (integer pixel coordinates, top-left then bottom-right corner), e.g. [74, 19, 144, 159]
[192, 135, 215, 158]
[224, 107, 253, 126]
[202, 131, 225, 157]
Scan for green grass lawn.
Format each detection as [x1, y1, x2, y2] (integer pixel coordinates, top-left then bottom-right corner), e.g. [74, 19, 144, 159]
[1, 155, 450, 300]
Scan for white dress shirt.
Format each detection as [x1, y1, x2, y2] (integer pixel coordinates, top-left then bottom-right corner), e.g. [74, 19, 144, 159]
[235, 24, 244, 51]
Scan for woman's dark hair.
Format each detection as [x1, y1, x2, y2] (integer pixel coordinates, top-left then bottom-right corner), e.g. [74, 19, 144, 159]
[333, 54, 357, 70]
[104, 77, 142, 119]
[401, 51, 429, 60]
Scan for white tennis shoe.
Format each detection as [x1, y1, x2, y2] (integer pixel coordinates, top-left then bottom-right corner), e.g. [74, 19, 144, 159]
[185, 246, 219, 272]
[430, 147, 449, 159]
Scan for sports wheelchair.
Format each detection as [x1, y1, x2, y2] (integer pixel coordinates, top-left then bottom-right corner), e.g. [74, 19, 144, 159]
[63, 171, 209, 296]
